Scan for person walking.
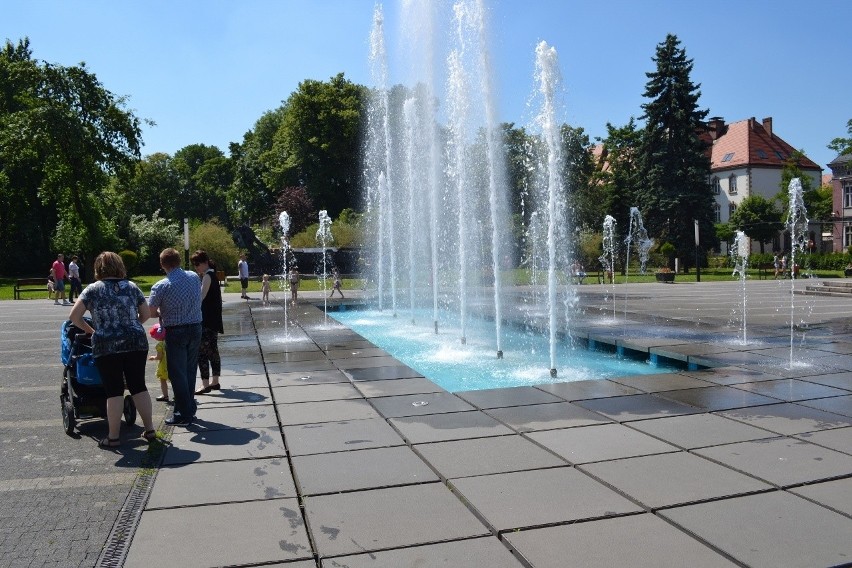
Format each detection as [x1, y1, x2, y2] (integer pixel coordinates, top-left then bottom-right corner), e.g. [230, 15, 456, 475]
[68, 251, 155, 447]
[329, 267, 344, 298]
[68, 255, 82, 302]
[191, 250, 223, 395]
[238, 253, 250, 299]
[148, 248, 202, 426]
[52, 253, 67, 305]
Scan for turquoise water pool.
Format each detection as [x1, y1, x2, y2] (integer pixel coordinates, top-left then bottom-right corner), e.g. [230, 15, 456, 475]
[330, 308, 678, 392]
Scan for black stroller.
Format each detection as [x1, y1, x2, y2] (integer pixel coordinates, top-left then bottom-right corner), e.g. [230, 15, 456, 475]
[60, 319, 137, 435]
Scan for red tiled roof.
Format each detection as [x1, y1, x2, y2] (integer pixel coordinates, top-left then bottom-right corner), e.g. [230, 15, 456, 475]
[705, 117, 821, 172]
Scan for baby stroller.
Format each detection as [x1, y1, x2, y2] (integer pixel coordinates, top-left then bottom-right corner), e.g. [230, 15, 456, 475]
[60, 319, 137, 435]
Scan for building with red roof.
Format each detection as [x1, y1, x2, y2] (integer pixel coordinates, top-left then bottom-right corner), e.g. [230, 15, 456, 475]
[828, 153, 852, 252]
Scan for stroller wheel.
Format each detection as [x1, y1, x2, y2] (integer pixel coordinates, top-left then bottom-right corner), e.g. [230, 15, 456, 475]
[61, 395, 75, 435]
[123, 395, 137, 425]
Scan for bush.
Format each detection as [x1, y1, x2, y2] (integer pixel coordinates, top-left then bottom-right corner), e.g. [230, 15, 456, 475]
[189, 221, 240, 275]
[118, 250, 139, 276]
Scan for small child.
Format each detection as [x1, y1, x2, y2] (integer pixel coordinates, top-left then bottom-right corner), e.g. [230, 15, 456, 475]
[147, 324, 170, 402]
[261, 274, 271, 303]
[47, 268, 56, 301]
[289, 267, 300, 305]
[329, 268, 345, 298]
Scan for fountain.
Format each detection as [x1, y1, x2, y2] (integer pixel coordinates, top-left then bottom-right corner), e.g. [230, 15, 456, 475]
[625, 206, 653, 279]
[599, 215, 617, 320]
[316, 210, 333, 323]
[731, 230, 749, 344]
[786, 177, 809, 368]
[278, 211, 292, 324]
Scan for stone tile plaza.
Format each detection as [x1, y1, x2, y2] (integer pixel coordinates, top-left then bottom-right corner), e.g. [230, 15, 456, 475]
[3, 280, 852, 567]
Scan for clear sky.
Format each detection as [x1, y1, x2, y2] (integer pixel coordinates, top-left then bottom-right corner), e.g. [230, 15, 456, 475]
[3, 0, 850, 170]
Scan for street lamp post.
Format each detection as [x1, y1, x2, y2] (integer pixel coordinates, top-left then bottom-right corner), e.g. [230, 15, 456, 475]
[183, 218, 190, 269]
[694, 219, 700, 283]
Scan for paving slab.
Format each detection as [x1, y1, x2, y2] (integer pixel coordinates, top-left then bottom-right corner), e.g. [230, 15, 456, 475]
[268, 369, 352, 387]
[324, 347, 392, 360]
[504, 513, 738, 568]
[217, 372, 272, 389]
[797, 371, 852, 391]
[732, 378, 851, 401]
[659, 491, 852, 568]
[580, 451, 771, 510]
[656, 385, 780, 411]
[485, 401, 612, 432]
[193, 403, 280, 430]
[291, 445, 438, 495]
[303, 483, 490, 557]
[124, 498, 312, 567]
[680, 366, 781, 386]
[345, 365, 424, 381]
[788, 476, 852, 517]
[527, 423, 680, 464]
[609, 373, 717, 392]
[333, 356, 406, 370]
[414, 434, 566, 479]
[717, 401, 852, 435]
[449, 467, 641, 532]
[272, 382, 363, 404]
[533, 379, 643, 400]
[626, 413, 775, 449]
[323, 536, 523, 567]
[575, 393, 701, 421]
[147, 457, 297, 508]
[193, 388, 272, 406]
[694, 436, 852, 487]
[389, 410, 515, 443]
[162, 428, 287, 465]
[368, 392, 474, 418]
[263, 350, 329, 363]
[282, 418, 405, 456]
[794, 425, 852, 454]
[795, 394, 852, 417]
[455, 386, 563, 409]
[352, 376, 445, 398]
[277, 398, 383, 426]
[265, 359, 338, 374]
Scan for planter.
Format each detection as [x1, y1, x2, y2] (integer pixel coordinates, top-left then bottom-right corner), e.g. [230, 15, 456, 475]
[845, 268, 852, 278]
[655, 272, 675, 283]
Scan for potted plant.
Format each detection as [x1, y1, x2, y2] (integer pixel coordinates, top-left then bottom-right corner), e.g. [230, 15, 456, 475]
[655, 266, 675, 282]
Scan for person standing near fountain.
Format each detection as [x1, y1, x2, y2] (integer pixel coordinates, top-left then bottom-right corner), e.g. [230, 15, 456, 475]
[238, 253, 250, 299]
[191, 250, 223, 395]
[289, 266, 300, 305]
[329, 267, 344, 298]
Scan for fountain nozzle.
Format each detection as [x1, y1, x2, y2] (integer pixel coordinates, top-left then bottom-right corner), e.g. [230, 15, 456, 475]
[496, 350, 503, 359]
[550, 368, 557, 378]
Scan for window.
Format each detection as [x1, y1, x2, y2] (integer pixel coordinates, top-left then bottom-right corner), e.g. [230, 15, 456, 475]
[714, 203, 721, 222]
[728, 174, 738, 195]
[712, 177, 721, 195]
[845, 184, 852, 208]
[756, 149, 767, 159]
[729, 203, 737, 218]
[775, 150, 785, 160]
[845, 224, 852, 248]
[722, 152, 734, 162]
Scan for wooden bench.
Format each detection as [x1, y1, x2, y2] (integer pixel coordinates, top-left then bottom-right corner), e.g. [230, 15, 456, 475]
[757, 263, 775, 279]
[14, 278, 48, 300]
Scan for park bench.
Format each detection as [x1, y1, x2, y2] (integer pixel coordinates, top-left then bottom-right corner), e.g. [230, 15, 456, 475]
[14, 278, 48, 300]
[757, 263, 775, 279]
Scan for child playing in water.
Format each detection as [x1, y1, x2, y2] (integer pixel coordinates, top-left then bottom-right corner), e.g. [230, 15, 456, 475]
[147, 324, 170, 402]
[261, 274, 271, 303]
[329, 268, 345, 298]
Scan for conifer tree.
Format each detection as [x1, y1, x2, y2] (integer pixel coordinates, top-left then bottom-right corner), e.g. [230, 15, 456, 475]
[637, 34, 716, 266]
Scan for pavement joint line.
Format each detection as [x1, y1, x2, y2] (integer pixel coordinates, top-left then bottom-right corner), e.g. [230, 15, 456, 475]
[0, 418, 62, 428]
[0, 472, 136, 492]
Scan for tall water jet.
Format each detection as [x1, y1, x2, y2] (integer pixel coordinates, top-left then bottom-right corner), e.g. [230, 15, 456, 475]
[532, 40, 566, 378]
[317, 210, 333, 323]
[599, 215, 617, 320]
[279, 211, 291, 326]
[731, 230, 749, 344]
[786, 178, 809, 368]
[625, 206, 653, 279]
[402, 97, 418, 324]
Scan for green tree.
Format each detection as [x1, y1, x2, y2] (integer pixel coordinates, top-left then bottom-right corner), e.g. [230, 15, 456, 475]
[595, 118, 643, 243]
[173, 144, 233, 223]
[275, 73, 367, 217]
[828, 118, 852, 155]
[229, 108, 286, 225]
[561, 124, 596, 230]
[728, 195, 783, 253]
[636, 34, 716, 266]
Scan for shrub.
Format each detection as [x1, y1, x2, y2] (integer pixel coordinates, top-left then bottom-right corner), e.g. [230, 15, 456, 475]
[119, 250, 139, 276]
[189, 221, 240, 275]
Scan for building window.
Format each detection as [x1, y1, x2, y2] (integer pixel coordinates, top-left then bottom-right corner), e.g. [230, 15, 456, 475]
[845, 184, 852, 208]
[712, 177, 721, 195]
[756, 149, 767, 159]
[845, 224, 852, 248]
[728, 174, 738, 195]
[722, 152, 734, 162]
[729, 203, 737, 218]
[775, 150, 785, 160]
[714, 203, 721, 222]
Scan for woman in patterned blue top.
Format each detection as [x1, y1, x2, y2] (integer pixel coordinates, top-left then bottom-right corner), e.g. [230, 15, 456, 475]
[69, 252, 156, 448]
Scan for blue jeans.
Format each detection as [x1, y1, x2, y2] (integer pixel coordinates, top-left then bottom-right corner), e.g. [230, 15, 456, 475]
[165, 323, 202, 419]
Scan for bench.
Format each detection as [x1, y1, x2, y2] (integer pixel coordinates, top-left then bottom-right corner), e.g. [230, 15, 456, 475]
[14, 278, 48, 300]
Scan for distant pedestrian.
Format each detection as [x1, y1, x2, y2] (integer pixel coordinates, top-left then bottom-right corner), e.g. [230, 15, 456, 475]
[47, 268, 56, 300]
[773, 255, 780, 279]
[329, 268, 344, 298]
[148, 248, 202, 426]
[289, 267, 300, 305]
[68, 255, 82, 302]
[261, 274, 271, 303]
[781, 255, 788, 278]
[52, 253, 67, 305]
[238, 253, 250, 299]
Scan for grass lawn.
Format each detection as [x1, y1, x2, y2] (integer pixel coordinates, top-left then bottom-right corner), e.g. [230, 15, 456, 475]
[0, 270, 841, 301]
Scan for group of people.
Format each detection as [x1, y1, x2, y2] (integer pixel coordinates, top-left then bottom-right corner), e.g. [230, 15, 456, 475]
[48, 254, 82, 305]
[68, 247, 224, 447]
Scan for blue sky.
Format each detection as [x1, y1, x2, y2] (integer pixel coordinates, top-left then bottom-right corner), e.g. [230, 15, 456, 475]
[3, 0, 850, 170]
